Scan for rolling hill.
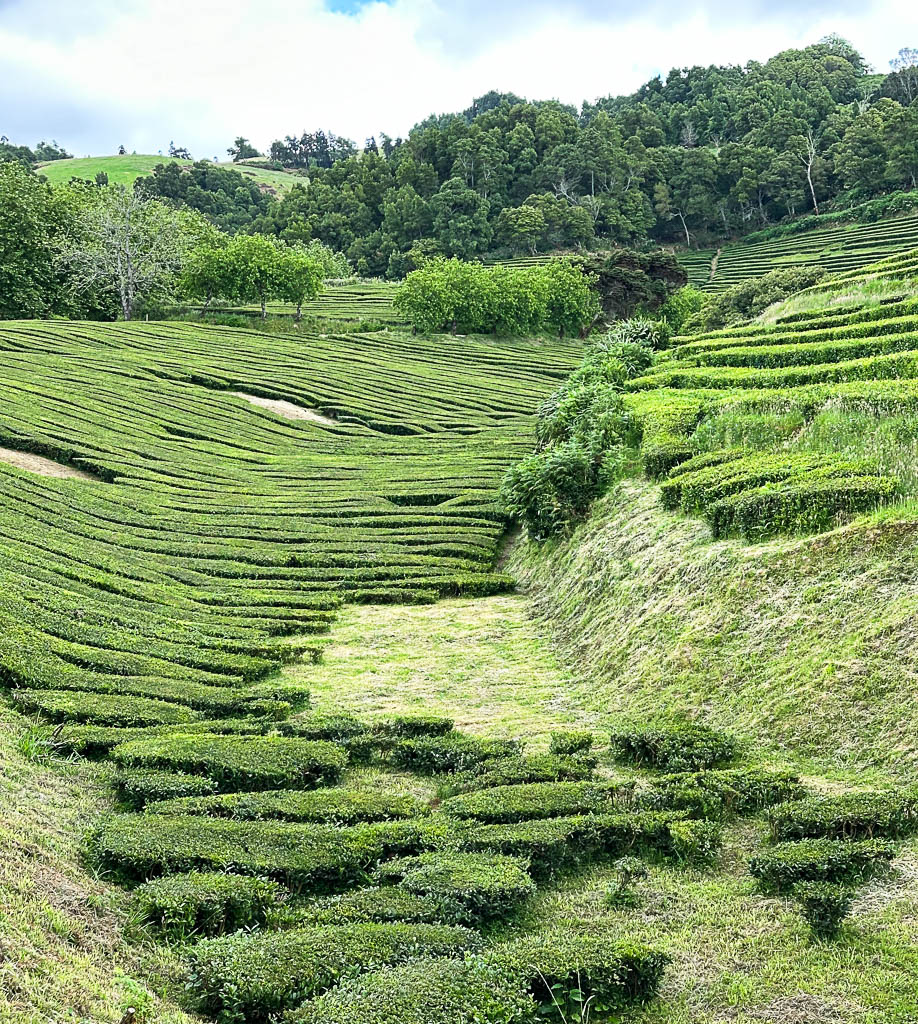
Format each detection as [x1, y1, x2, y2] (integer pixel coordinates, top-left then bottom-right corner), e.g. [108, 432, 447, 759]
[36, 154, 303, 193]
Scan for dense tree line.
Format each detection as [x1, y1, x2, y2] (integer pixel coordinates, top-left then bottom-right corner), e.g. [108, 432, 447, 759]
[195, 38, 918, 275]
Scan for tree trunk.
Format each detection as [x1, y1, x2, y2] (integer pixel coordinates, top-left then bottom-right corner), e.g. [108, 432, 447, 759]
[677, 210, 690, 248]
[295, 303, 302, 324]
[261, 297, 267, 320]
[806, 163, 819, 216]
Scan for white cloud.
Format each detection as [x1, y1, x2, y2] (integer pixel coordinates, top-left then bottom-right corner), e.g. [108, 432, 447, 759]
[1, 0, 916, 157]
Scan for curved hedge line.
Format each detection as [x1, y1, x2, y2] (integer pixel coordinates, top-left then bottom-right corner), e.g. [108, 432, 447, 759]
[111, 734, 347, 792]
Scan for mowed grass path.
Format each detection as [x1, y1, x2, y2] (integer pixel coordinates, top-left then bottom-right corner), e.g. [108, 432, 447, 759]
[286, 595, 597, 745]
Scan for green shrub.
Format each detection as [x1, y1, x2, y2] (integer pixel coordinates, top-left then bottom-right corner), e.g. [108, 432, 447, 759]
[767, 791, 918, 842]
[668, 819, 722, 865]
[490, 932, 668, 1020]
[499, 439, 612, 540]
[374, 850, 536, 924]
[641, 435, 697, 479]
[372, 714, 455, 738]
[12, 688, 199, 727]
[610, 722, 736, 771]
[604, 856, 649, 908]
[389, 733, 520, 775]
[548, 730, 594, 757]
[607, 316, 671, 350]
[89, 813, 449, 889]
[54, 718, 270, 757]
[445, 754, 596, 793]
[659, 286, 708, 334]
[440, 781, 628, 823]
[460, 811, 682, 879]
[749, 838, 895, 893]
[278, 712, 368, 742]
[112, 734, 347, 792]
[186, 922, 483, 1022]
[295, 887, 445, 926]
[116, 768, 217, 810]
[689, 267, 828, 331]
[707, 476, 898, 540]
[644, 767, 804, 819]
[282, 957, 534, 1024]
[792, 881, 854, 940]
[133, 871, 286, 937]
[146, 787, 431, 823]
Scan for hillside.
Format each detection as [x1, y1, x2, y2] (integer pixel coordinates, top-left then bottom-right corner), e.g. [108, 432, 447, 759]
[36, 154, 302, 193]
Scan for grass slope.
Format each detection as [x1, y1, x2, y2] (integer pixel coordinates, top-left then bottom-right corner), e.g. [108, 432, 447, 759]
[36, 155, 302, 193]
[509, 481, 918, 779]
[0, 711, 192, 1024]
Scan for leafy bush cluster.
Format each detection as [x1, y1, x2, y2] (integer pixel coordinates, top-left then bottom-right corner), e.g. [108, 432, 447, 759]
[283, 957, 534, 1024]
[186, 922, 482, 1022]
[489, 932, 669, 1022]
[610, 722, 737, 771]
[767, 791, 918, 842]
[499, 323, 660, 538]
[441, 780, 627, 823]
[375, 850, 536, 925]
[393, 257, 599, 336]
[749, 838, 894, 893]
[644, 767, 804, 819]
[389, 733, 521, 775]
[116, 768, 218, 809]
[147, 787, 431, 823]
[133, 870, 286, 937]
[682, 267, 828, 333]
[112, 734, 348, 792]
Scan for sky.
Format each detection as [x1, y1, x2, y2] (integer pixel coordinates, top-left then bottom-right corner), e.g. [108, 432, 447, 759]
[1, 0, 916, 160]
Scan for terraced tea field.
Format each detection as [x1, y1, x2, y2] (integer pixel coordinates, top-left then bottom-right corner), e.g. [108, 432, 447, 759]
[682, 212, 918, 291]
[208, 281, 404, 325]
[0, 320, 579, 724]
[626, 253, 918, 541]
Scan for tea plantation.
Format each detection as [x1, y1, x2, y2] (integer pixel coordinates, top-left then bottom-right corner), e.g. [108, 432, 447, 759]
[6, 288, 918, 1024]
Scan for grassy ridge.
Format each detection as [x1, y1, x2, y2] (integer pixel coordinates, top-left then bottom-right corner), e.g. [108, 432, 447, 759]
[36, 155, 302, 193]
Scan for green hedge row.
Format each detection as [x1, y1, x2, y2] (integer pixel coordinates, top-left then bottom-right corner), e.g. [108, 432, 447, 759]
[295, 887, 446, 926]
[186, 922, 482, 1022]
[89, 813, 450, 889]
[282, 958, 533, 1024]
[116, 768, 218, 809]
[442, 753, 596, 793]
[133, 870, 286, 937]
[12, 688, 200, 727]
[767, 791, 918, 842]
[112, 734, 347, 792]
[147, 787, 431, 823]
[644, 767, 804, 819]
[441, 780, 628, 823]
[389, 733, 521, 775]
[749, 838, 895, 893]
[54, 717, 272, 757]
[610, 722, 736, 771]
[374, 850, 535, 924]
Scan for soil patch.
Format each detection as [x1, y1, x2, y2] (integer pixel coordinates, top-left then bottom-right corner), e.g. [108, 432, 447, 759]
[232, 392, 337, 426]
[0, 446, 94, 480]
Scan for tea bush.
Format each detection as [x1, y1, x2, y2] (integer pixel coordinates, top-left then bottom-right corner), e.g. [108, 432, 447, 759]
[441, 780, 627, 823]
[644, 767, 804, 819]
[791, 881, 854, 940]
[295, 887, 445, 926]
[389, 733, 520, 775]
[375, 850, 536, 924]
[186, 922, 482, 1022]
[112, 734, 348, 792]
[146, 787, 430, 824]
[133, 871, 286, 937]
[282, 957, 534, 1024]
[116, 768, 218, 810]
[490, 932, 668, 1021]
[610, 722, 736, 771]
[749, 838, 895, 893]
[767, 791, 918, 842]
[547, 730, 594, 757]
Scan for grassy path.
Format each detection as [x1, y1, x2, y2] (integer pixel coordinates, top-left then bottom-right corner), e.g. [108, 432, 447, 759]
[284, 595, 597, 746]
